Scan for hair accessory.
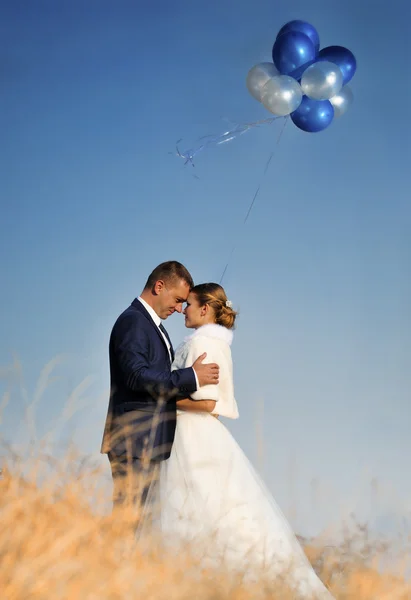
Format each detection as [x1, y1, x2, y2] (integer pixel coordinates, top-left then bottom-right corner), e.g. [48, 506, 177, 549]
[226, 300, 233, 308]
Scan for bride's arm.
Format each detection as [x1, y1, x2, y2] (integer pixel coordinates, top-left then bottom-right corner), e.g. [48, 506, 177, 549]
[177, 398, 216, 413]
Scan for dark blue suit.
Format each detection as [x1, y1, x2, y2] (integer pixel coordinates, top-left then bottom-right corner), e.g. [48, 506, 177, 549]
[101, 299, 197, 462]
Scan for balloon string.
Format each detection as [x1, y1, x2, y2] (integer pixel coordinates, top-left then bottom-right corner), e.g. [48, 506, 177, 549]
[173, 116, 282, 166]
[219, 116, 289, 284]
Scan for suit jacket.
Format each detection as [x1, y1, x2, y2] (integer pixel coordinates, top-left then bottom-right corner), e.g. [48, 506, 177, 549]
[101, 299, 197, 461]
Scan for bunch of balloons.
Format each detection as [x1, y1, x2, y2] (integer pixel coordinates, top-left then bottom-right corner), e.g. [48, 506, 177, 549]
[246, 20, 356, 132]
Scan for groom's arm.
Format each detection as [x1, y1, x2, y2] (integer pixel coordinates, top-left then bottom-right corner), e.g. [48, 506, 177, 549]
[115, 315, 196, 398]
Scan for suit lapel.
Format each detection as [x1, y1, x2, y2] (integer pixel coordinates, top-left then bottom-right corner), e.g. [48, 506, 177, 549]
[131, 299, 173, 363]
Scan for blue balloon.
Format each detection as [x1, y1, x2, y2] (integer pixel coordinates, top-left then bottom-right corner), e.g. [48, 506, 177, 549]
[318, 46, 357, 85]
[272, 31, 317, 77]
[291, 96, 334, 132]
[277, 20, 320, 53]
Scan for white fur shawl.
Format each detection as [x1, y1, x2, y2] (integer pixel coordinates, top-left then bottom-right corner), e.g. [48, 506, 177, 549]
[173, 323, 238, 419]
[184, 323, 233, 346]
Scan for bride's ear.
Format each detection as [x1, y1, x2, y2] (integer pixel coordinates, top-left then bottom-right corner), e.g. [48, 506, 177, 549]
[201, 304, 209, 316]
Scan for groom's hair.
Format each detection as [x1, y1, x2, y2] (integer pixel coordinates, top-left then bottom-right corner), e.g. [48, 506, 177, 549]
[144, 261, 194, 290]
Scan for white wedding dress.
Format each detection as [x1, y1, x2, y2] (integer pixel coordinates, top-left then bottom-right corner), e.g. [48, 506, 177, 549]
[159, 324, 333, 599]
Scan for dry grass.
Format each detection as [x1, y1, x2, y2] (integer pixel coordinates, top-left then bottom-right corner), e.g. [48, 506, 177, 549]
[1, 448, 410, 600]
[0, 359, 410, 598]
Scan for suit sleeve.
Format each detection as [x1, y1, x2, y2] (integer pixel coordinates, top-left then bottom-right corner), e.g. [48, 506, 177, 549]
[181, 337, 223, 402]
[114, 314, 197, 398]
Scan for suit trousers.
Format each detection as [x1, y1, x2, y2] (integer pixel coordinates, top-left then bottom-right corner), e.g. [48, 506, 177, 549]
[108, 453, 160, 531]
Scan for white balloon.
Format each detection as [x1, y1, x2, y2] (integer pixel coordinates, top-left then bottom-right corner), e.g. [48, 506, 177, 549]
[261, 75, 303, 116]
[329, 85, 354, 118]
[301, 61, 343, 101]
[246, 63, 280, 102]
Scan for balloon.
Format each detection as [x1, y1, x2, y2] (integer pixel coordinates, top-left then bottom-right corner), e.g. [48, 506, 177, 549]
[272, 31, 317, 77]
[246, 62, 280, 102]
[301, 60, 343, 101]
[329, 85, 354, 118]
[291, 96, 334, 132]
[261, 75, 303, 116]
[276, 20, 320, 53]
[318, 46, 357, 85]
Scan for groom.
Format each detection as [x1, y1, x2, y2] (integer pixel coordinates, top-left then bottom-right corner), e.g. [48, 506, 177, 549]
[101, 260, 219, 512]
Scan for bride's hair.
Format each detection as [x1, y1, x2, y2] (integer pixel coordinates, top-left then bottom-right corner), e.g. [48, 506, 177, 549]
[191, 283, 237, 330]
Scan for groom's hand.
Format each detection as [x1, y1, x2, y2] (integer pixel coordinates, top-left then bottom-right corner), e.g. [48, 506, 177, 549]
[192, 353, 219, 386]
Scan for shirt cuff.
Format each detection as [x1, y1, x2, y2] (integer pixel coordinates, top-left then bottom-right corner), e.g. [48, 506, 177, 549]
[192, 367, 199, 391]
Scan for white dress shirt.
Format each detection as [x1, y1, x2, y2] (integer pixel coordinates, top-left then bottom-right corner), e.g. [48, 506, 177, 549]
[137, 297, 198, 390]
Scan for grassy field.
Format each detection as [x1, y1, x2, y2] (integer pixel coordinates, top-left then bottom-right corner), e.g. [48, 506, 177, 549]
[1, 447, 410, 600]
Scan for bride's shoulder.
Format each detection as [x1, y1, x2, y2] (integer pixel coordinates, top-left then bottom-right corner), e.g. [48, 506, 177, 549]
[178, 326, 233, 364]
[175, 325, 233, 360]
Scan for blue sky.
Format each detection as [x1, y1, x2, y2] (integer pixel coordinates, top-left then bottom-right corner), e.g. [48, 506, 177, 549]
[1, 0, 410, 536]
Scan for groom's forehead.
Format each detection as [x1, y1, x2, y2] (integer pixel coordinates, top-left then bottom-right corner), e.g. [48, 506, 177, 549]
[168, 279, 190, 299]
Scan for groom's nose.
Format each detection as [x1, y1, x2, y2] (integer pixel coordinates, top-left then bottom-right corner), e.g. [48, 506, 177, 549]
[175, 303, 183, 313]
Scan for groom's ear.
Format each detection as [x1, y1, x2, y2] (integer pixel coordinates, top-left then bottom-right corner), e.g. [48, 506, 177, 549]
[153, 280, 165, 295]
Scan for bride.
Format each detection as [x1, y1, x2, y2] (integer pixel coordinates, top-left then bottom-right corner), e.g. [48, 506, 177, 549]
[159, 283, 334, 598]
